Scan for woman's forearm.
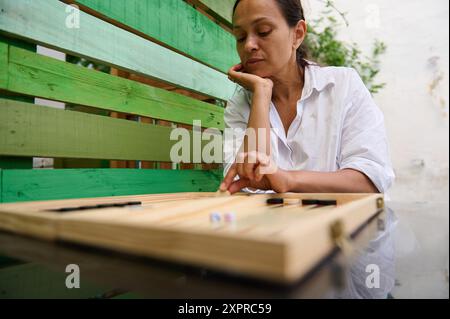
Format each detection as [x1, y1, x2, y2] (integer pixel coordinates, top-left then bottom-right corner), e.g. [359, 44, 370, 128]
[284, 169, 379, 193]
[243, 85, 273, 156]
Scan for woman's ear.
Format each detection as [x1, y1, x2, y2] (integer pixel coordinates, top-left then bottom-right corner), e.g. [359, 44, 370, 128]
[293, 20, 307, 50]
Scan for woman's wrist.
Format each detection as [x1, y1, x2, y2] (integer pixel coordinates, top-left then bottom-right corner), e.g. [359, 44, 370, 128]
[282, 169, 304, 193]
[273, 168, 293, 193]
[283, 169, 291, 193]
[252, 85, 273, 112]
[254, 80, 273, 97]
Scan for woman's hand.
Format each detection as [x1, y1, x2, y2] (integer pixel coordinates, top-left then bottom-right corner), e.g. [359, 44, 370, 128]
[228, 63, 273, 93]
[219, 151, 290, 194]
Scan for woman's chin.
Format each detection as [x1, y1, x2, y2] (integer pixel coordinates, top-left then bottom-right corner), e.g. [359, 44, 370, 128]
[249, 69, 270, 78]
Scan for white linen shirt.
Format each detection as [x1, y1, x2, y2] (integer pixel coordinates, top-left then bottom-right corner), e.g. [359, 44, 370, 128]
[223, 64, 395, 193]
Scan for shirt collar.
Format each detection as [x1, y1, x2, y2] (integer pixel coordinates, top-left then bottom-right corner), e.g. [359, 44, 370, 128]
[301, 62, 336, 101]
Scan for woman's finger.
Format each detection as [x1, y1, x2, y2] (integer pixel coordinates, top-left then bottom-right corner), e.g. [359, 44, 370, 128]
[228, 64, 242, 78]
[229, 63, 243, 72]
[243, 162, 256, 180]
[245, 151, 260, 180]
[253, 152, 266, 182]
[228, 70, 242, 83]
[232, 63, 244, 71]
[236, 162, 246, 180]
[228, 177, 251, 195]
[221, 163, 238, 191]
[254, 152, 275, 181]
[255, 163, 269, 182]
[254, 163, 263, 182]
[228, 63, 249, 85]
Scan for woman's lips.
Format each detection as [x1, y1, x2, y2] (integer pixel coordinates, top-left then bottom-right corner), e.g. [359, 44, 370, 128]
[246, 59, 264, 66]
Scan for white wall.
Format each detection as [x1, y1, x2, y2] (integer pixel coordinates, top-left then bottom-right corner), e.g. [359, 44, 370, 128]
[304, 0, 449, 298]
[304, 0, 449, 202]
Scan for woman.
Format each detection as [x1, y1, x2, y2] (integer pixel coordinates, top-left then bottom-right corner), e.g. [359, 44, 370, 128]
[219, 0, 395, 194]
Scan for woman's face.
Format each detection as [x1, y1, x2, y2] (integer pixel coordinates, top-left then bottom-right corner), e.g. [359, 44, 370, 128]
[232, 0, 302, 78]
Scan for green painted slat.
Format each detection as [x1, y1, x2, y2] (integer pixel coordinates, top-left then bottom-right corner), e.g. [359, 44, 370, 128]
[0, 0, 237, 101]
[0, 40, 7, 87]
[2, 43, 224, 129]
[0, 37, 35, 172]
[196, 0, 235, 26]
[74, 0, 238, 73]
[0, 98, 201, 162]
[1, 168, 223, 202]
[0, 34, 39, 85]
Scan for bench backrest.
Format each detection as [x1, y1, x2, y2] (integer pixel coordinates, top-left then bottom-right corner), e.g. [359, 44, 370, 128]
[0, 0, 238, 202]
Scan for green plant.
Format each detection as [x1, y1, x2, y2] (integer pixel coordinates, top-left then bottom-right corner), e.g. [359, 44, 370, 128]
[305, 0, 387, 94]
[66, 54, 111, 74]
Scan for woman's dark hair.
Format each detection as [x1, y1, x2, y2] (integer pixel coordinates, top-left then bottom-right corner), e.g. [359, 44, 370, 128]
[232, 0, 309, 68]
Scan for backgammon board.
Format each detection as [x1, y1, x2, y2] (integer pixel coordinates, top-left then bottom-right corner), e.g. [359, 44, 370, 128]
[0, 192, 385, 283]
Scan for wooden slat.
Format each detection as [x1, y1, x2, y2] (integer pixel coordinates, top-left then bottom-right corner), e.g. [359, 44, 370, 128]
[69, 0, 238, 73]
[1, 169, 223, 202]
[0, 0, 237, 101]
[0, 41, 225, 129]
[193, 0, 235, 26]
[109, 110, 136, 169]
[157, 120, 177, 170]
[139, 116, 155, 170]
[0, 99, 222, 162]
[126, 73, 213, 102]
[0, 35, 36, 171]
[0, 39, 7, 87]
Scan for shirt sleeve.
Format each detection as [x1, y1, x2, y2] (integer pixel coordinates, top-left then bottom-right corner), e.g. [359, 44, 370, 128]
[338, 69, 396, 193]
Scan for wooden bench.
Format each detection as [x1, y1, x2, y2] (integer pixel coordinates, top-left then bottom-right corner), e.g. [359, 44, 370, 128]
[0, 0, 239, 203]
[0, 0, 237, 298]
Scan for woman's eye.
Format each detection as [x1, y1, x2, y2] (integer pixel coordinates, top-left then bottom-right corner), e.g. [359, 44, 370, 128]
[236, 30, 271, 42]
[235, 34, 245, 42]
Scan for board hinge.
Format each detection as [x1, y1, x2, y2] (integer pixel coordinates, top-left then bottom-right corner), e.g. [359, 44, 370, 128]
[330, 219, 353, 257]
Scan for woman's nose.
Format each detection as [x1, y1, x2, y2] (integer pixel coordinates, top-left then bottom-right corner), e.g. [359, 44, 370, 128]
[244, 36, 259, 52]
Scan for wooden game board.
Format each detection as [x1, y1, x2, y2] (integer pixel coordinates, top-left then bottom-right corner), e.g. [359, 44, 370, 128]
[0, 192, 385, 283]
